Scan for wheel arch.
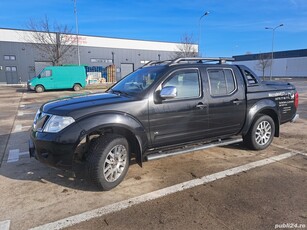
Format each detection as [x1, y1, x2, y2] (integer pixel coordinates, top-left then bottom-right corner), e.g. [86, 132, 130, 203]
[242, 99, 280, 137]
[257, 109, 279, 137]
[73, 82, 83, 88]
[75, 113, 148, 166]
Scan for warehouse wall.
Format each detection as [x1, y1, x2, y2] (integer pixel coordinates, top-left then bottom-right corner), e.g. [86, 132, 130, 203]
[0, 41, 176, 83]
[233, 49, 307, 79]
[0, 28, 188, 84]
[234, 57, 307, 78]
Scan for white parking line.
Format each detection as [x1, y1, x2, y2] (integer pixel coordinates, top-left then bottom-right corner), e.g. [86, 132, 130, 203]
[272, 143, 306, 156]
[30, 151, 297, 230]
[20, 152, 29, 156]
[12, 124, 22, 133]
[17, 111, 33, 116]
[12, 124, 31, 133]
[0, 220, 10, 230]
[7, 149, 29, 163]
[7, 149, 19, 163]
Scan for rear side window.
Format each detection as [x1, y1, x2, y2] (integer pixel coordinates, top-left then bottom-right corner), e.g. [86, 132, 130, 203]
[207, 68, 237, 96]
[244, 70, 258, 85]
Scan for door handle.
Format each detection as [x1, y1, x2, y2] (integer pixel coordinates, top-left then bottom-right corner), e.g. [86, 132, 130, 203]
[196, 103, 207, 109]
[233, 99, 242, 105]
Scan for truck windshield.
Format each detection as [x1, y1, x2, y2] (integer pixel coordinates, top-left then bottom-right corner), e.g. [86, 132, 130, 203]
[110, 66, 165, 96]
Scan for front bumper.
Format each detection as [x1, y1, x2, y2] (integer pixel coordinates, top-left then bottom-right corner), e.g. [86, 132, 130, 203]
[29, 130, 77, 170]
[27, 82, 35, 91]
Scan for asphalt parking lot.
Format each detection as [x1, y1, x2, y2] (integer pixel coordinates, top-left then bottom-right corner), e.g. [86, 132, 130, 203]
[0, 80, 306, 230]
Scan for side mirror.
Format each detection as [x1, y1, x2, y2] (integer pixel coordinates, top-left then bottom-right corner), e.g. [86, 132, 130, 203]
[38, 74, 41, 79]
[160, 86, 177, 99]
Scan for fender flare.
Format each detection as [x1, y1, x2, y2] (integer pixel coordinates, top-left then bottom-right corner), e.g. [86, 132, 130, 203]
[76, 112, 148, 166]
[242, 99, 280, 136]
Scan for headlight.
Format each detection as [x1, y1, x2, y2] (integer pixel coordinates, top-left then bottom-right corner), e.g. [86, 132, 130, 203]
[43, 115, 75, 133]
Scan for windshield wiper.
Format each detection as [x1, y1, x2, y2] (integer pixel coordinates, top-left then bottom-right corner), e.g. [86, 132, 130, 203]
[110, 89, 131, 96]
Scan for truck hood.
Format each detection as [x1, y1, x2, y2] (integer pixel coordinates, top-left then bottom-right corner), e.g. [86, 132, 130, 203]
[41, 92, 134, 118]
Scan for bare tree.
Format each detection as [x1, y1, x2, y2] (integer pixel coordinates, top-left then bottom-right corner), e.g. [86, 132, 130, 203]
[256, 53, 272, 80]
[25, 16, 76, 66]
[171, 33, 198, 59]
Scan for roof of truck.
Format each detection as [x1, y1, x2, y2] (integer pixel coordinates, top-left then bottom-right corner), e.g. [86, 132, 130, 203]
[141, 57, 235, 68]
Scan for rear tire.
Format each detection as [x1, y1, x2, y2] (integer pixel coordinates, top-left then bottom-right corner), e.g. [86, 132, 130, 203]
[87, 134, 130, 191]
[243, 115, 275, 150]
[73, 84, 82, 91]
[35, 85, 44, 93]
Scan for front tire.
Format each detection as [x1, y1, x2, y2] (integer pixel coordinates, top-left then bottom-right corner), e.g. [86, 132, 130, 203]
[244, 115, 275, 150]
[87, 134, 130, 191]
[35, 85, 44, 93]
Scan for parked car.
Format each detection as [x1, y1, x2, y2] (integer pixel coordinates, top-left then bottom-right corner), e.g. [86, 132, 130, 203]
[29, 57, 299, 190]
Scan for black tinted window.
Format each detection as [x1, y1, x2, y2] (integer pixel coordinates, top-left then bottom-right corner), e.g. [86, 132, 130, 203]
[208, 69, 236, 96]
[244, 70, 258, 85]
[224, 69, 235, 92]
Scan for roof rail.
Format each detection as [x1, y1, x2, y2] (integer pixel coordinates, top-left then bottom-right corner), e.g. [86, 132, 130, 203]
[141, 60, 172, 68]
[169, 57, 235, 65]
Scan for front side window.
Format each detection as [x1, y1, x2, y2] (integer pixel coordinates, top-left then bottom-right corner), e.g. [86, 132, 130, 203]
[208, 68, 237, 96]
[40, 70, 52, 78]
[163, 69, 200, 100]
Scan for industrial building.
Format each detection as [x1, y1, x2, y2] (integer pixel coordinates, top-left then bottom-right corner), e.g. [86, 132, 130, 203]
[233, 49, 307, 79]
[0, 28, 191, 84]
[1, 27, 306, 84]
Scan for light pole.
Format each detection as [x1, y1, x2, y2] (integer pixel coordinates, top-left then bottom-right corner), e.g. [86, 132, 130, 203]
[265, 24, 283, 80]
[74, 0, 81, 65]
[198, 11, 209, 57]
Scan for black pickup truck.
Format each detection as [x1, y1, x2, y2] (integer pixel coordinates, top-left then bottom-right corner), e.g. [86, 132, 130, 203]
[29, 57, 299, 190]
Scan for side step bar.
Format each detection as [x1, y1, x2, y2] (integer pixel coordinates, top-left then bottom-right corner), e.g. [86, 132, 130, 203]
[146, 137, 243, 161]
